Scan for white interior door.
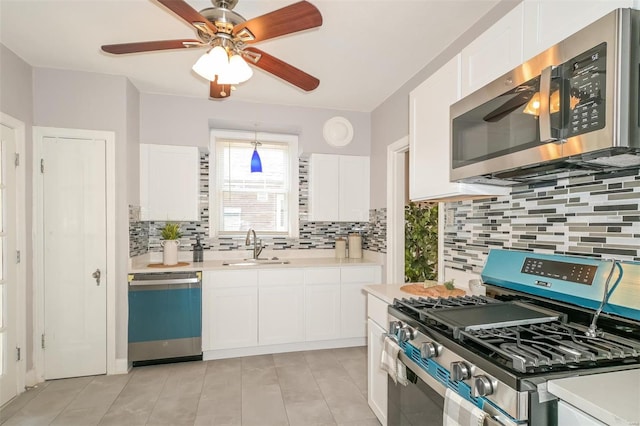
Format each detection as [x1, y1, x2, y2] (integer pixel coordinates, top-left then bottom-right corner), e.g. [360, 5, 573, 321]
[0, 124, 18, 406]
[43, 136, 107, 380]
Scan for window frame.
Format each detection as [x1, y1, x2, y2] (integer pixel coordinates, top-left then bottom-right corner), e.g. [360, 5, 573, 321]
[209, 129, 299, 238]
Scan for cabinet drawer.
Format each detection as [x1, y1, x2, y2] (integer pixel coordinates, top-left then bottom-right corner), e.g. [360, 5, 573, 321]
[367, 294, 389, 330]
[259, 268, 305, 286]
[341, 266, 381, 284]
[205, 270, 258, 288]
[305, 267, 340, 285]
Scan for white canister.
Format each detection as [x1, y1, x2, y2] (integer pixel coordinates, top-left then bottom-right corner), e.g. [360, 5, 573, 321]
[348, 233, 362, 259]
[162, 240, 180, 265]
[335, 238, 347, 259]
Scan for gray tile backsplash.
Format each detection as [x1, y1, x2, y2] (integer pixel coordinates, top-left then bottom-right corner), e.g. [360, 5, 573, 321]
[129, 154, 387, 256]
[443, 170, 640, 275]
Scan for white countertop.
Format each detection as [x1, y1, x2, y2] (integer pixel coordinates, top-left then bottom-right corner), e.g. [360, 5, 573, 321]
[129, 254, 381, 273]
[548, 369, 640, 426]
[363, 284, 415, 304]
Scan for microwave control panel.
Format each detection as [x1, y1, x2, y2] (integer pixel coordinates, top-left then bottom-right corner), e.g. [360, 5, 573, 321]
[564, 43, 607, 138]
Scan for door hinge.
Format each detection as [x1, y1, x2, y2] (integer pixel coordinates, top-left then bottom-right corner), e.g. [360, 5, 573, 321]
[16, 250, 21, 264]
[14, 153, 19, 167]
[41, 334, 45, 349]
[40, 158, 44, 173]
[16, 347, 21, 361]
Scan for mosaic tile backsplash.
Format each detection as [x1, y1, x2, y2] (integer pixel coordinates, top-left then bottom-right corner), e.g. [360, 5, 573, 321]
[129, 154, 387, 256]
[443, 170, 640, 275]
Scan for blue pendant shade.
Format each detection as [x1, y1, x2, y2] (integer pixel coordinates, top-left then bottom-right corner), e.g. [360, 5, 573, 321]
[251, 147, 262, 173]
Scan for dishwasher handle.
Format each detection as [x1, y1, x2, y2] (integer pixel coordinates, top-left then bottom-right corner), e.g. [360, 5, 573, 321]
[129, 277, 200, 287]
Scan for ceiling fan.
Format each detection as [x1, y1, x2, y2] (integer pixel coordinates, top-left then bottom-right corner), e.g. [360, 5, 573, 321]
[101, 0, 322, 99]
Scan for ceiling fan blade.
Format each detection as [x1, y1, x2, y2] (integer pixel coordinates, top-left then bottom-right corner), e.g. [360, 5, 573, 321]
[157, 0, 218, 35]
[233, 1, 322, 44]
[210, 78, 231, 99]
[243, 47, 319, 91]
[101, 39, 203, 54]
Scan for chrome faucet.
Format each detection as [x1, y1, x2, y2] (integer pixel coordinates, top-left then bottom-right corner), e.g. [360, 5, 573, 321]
[245, 228, 263, 259]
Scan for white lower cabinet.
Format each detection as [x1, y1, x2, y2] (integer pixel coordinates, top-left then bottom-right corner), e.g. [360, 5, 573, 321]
[367, 293, 390, 425]
[202, 264, 382, 357]
[202, 270, 258, 351]
[341, 266, 382, 338]
[258, 269, 305, 345]
[305, 268, 341, 341]
[368, 319, 388, 425]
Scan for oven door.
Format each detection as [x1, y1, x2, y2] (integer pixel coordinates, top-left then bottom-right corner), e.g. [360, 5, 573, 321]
[387, 351, 445, 425]
[387, 351, 511, 426]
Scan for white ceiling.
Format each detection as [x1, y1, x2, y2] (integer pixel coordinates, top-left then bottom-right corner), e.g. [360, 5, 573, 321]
[0, 0, 501, 112]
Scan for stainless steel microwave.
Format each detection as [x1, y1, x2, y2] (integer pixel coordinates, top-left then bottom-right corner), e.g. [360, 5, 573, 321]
[450, 8, 640, 185]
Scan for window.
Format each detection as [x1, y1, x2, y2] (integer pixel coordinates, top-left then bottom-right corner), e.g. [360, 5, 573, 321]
[210, 130, 299, 237]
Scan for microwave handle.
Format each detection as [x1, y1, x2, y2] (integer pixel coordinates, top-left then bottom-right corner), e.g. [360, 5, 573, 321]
[539, 65, 558, 143]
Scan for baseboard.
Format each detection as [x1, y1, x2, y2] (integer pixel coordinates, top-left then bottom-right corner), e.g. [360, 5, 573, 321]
[203, 338, 366, 361]
[25, 368, 42, 388]
[113, 358, 131, 375]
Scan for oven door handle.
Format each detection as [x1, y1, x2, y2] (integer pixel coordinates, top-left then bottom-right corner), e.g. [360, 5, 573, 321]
[397, 351, 447, 396]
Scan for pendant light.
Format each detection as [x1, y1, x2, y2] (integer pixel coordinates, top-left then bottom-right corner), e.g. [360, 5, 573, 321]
[251, 131, 262, 173]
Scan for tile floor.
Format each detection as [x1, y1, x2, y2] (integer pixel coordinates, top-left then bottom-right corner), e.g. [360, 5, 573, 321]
[1, 347, 381, 426]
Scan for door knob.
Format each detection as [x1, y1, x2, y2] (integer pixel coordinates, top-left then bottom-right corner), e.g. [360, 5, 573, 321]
[92, 269, 101, 286]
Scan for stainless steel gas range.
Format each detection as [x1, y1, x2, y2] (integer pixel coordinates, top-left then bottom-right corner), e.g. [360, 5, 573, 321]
[387, 249, 640, 426]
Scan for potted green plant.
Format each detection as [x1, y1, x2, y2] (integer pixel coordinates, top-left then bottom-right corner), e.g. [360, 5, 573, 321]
[160, 222, 182, 265]
[405, 202, 438, 282]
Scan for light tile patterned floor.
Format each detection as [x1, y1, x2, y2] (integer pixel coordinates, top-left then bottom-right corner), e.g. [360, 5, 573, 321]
[1, 347, 381, 426]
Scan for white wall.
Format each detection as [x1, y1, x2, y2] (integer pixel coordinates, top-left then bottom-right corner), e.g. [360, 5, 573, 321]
[0, 43, 34, 371]
[33, 67, 138, 362]
[139, 93, 371, 156]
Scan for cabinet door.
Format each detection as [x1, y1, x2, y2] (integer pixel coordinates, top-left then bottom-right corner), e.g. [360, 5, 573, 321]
[202, 285, 258, 351]
[339, 156, 370, 222]
[460, 3, 524, 98]
[308, 154, 340, 221]
[259, 286, 305, 345]
[305, 268, 341, 341]
[309, 153, 371, 221]
[409, 56, 460, 201]
[368, 319, 388, 425]
[140, 144, 200, 221]
[409, 56, 509, 202]
[341, 266, 382, 339]
[523, 0, 633, 60]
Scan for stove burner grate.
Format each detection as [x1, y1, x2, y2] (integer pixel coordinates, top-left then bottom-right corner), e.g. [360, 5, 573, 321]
[459, 321, 640, 373]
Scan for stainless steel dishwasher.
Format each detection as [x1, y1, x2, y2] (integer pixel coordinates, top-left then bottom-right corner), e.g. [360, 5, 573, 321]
[128, 271, 202, 365]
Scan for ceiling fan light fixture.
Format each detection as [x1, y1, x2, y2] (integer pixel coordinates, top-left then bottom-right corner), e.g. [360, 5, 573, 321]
[193, 45, 230, 81]
[229, 54, 253, 82]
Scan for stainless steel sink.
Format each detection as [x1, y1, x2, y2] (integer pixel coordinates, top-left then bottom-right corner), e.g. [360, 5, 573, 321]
[222, 258, 290, 266]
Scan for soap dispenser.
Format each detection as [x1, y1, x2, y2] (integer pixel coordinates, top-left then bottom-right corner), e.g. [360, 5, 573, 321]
[193, 235, 204, 263]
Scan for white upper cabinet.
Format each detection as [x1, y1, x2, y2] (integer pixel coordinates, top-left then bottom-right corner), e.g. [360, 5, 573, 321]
[140, 144, 200, 221]
[523, 0, 634, 61]
[460, 2, 525, 98]
[309, 153, 370, 222]
[409, 55, 508, 201]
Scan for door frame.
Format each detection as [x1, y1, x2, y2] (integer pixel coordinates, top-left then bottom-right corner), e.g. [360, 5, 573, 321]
[0, 112, 26, 395]
[386, 136, 409, 284]
[32, 127, 116, 381]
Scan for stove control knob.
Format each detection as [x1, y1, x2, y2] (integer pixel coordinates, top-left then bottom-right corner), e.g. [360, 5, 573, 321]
[397, 328, 408, 342]
[474, 376, 494, 397]
[388, 321, 402, 335]
[451, 361, 471, 381]
[403, 325, 417, 341]
[420, 342, 440, 359]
